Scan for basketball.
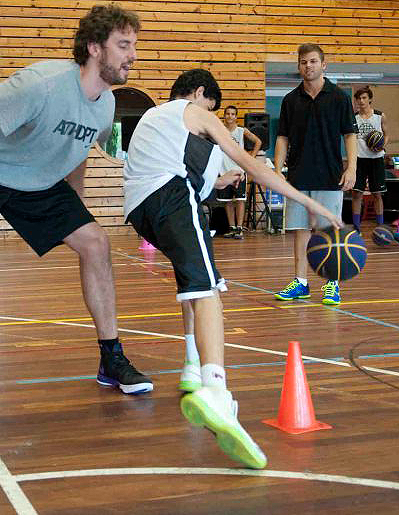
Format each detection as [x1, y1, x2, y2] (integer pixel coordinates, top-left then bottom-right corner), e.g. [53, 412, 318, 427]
[365, 130, 384, 152]
[372, 225, 395, 246]
[307, 225, 367, 281]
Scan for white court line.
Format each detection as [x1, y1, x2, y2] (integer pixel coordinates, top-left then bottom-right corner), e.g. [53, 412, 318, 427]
[0, 458, 38, 515]
[360, 366, 399, 377]
[225, 342, 399, 378]
[0, 317, 397, 377]
[13, 467, 399, 491]
[0, 316, 184, 341]
[0, 263, 129, 273]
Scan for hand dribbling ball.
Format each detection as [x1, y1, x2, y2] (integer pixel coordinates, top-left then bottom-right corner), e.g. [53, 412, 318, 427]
[307, 225, 367, 281]
[365, 130, 384, 153]
[372, 225, 395, 246]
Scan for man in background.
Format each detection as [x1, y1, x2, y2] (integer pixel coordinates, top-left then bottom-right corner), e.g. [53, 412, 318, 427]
[217, 106, 261, 240]
[274, 43, 358, 306]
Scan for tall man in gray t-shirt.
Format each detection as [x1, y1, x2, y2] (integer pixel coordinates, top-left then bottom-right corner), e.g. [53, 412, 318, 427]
[0, 4, 152, 395]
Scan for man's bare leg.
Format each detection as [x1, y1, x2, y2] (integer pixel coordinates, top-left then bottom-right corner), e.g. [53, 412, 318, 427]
[225, 202, 235, 228]
[236, 199, 246, 228]
[294, 229, 311, 279]
[63, 222, 117, 339]
[64, 222, 152, 394]
[372, 192, 384, 224]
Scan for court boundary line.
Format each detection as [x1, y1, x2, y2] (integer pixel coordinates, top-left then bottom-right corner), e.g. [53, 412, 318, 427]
[12, 466, 399, 491]
[3, 463, 399, 514]
[0, 458, 38, 515]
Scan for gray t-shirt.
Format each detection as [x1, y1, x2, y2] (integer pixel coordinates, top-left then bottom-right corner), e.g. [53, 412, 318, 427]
[0, 60, 115, 191]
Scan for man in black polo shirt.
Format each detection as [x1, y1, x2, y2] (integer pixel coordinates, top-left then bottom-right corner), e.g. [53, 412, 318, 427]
[274, 43, 358, 305]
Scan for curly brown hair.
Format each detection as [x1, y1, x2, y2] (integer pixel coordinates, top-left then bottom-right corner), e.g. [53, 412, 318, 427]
[73, 3, 140, 65]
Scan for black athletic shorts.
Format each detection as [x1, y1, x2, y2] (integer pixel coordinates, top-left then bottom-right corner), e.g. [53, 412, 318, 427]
[0, 180, 95, 256]
[353, 157, 386, 193]
[127, 176, 226, 301]
[216, 173, 247, 201]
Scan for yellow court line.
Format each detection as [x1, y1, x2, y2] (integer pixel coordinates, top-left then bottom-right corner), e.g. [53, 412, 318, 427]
[0, 313, 181, 326]
[0, 306, 276, 327]
[224, 306, 275, 313]
[0, 299, 397, 326]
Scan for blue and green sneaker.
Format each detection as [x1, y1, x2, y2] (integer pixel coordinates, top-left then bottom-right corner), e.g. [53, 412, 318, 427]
[321, 281, 341, 305]
[274, 278, 310, 301]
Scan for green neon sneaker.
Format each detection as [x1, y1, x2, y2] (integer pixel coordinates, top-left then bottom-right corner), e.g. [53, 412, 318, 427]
[321, 281, 341, 305]
[181, 386, 267, 469]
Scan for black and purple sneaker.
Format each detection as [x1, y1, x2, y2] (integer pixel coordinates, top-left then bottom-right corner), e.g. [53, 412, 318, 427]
[97, 347, 153, 394]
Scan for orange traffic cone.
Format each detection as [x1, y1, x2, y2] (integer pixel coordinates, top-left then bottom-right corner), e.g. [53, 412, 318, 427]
[263, 341, 332, 434]
[139, 239, 156, 251]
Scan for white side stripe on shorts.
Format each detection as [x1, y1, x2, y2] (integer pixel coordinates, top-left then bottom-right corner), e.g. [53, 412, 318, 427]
[186, 179, 216, 289]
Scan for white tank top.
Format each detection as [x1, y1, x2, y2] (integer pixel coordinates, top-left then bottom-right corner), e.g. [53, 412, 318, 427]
[221, 126, 245, 174]
[355, 110, 384, 159]
[124, 99, 223, 218]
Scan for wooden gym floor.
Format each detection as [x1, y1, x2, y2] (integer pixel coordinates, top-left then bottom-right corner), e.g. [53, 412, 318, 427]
[0, 223, 398, 514]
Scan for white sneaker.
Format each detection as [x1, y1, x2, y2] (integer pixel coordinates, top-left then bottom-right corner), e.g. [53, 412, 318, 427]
[180, 386, 267, 469]
[179, 360, 202, 392]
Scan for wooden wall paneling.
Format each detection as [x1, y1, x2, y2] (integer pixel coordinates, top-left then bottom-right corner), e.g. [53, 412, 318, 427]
[1, 0, 399, 236]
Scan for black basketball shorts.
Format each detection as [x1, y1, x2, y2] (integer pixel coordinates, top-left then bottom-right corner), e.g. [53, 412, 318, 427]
[0, 180, 95, 256]
[127, 176, 226, 301]
[353, 157, 386, 193]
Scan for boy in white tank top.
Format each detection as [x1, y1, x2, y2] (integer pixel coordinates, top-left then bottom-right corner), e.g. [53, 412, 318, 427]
[217, 106, 261, 239]
[352, 86, 389, 231]
[124, 69, 343, 469]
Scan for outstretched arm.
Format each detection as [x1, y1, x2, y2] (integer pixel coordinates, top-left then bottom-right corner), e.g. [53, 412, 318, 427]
[184, 104, 343, 228]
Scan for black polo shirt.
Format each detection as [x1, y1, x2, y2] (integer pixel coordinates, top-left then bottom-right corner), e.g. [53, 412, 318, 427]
[277, 78, 358, 190]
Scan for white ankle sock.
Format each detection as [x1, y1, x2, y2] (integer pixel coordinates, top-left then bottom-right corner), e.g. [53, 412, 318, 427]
[296, 277, 308, 286]
[201, 364, 226, 389]
[185, 334, 200, 363]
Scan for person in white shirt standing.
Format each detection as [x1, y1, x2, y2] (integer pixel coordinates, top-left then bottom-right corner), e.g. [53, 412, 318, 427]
[352, 86, 389, 232]
[217, 106, 261, 240]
